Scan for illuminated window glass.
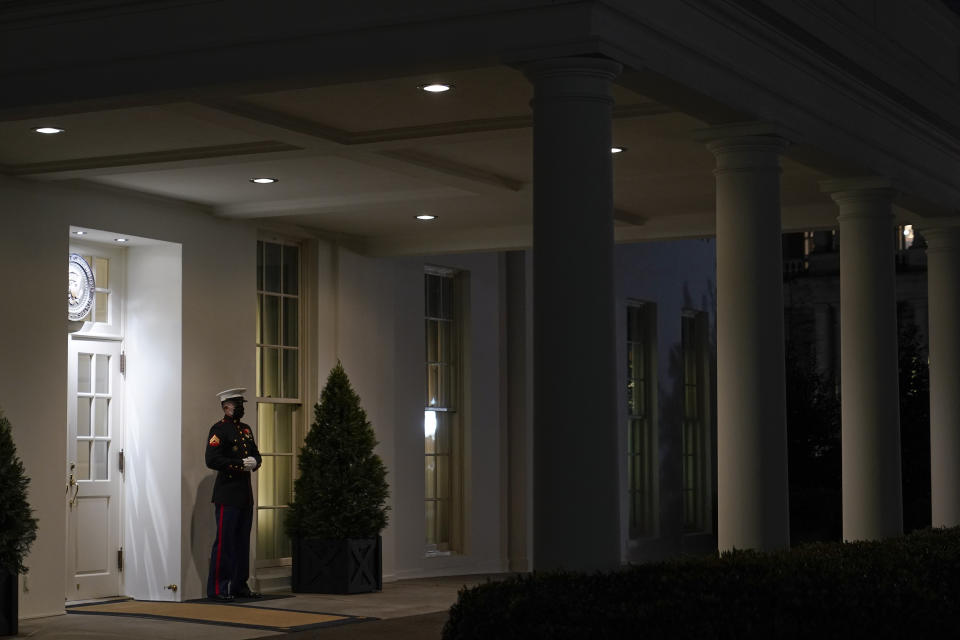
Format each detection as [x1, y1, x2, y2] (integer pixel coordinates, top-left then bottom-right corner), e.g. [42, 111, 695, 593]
[77, 254, 112, 326]
[256, 240, 301, 563]
[424, 268, 461, 555]
[627, 301, 657, 538]
[681, 310, 711, 533]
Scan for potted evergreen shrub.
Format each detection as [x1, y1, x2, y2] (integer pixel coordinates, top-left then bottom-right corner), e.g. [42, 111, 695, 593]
[286, 362, 390, 594]
[0, 410, 38, 637]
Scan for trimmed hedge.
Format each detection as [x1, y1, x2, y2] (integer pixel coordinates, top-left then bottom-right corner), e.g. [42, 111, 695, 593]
[443, 527, 960, 639]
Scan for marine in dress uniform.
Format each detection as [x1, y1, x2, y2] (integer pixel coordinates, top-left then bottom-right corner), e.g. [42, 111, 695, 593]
[205, 387, 262, 601]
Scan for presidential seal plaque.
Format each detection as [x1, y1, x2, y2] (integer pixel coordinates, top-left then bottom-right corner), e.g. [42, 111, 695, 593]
[68, 253, 95, 321]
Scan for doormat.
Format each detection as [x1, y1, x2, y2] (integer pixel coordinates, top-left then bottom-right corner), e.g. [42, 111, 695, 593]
[67, 599, 372, 632]
[187, 593, 293, 604]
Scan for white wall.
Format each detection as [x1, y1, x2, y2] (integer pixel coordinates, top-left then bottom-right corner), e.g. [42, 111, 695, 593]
[0, 176, 255, 615]
[124, 242, 182, 600]
[1, 171, 510, 615]
[332, 248, 507, 580]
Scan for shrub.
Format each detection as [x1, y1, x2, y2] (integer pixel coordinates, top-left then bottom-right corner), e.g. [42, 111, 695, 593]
[0, 410, 38, 575]
[285, 362, 389, 539]
[443, 528, 960, 639]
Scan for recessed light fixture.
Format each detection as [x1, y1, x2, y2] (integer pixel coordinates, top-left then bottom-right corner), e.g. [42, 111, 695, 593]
[250, 177, 278, 184]
[34, 126, 65, 134]
[416, 214, 437, 221]
[72, 230, 87, 236]
[420, 83, 452, 93]
[114, 238, 128, 243]
[611, 146, 627, 154]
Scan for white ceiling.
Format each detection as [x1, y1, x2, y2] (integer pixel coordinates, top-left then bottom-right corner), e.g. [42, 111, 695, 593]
[3, 65, 842, 254]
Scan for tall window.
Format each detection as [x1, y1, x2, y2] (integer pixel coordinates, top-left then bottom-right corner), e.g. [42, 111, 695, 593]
[681, 310, 710, 533]
[424, 268, 461, 555]
[627, 302, 657, 538]
[256, 240, 301, 563]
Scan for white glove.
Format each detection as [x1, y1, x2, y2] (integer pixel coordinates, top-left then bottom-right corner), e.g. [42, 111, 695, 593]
[242, 456, 257, 471]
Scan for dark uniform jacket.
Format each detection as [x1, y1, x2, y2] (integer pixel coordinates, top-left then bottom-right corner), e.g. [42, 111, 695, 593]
[205, 417, 262, 507]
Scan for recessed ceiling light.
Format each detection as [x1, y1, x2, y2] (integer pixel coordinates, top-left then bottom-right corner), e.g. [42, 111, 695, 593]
[34, 126, 65, 134]
[420, 83, 452, 93]
[416, 214, 437, 221]
[250, 177, 278, 184]
[611, 146, 627, 154]
[114, 238, 128, 243]
[72, 230, 87, 236]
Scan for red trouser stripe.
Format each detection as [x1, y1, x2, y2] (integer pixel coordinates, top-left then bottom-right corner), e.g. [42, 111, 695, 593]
[214, 505, 224, 595]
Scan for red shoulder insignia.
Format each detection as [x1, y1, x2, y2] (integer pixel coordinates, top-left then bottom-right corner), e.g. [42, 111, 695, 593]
[209, 434, 220, 447]
[243, 428, 251, 435]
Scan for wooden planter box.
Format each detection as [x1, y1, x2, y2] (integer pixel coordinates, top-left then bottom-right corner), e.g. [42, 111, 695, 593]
[0, 570, 16, 637]
[292, 536, 382, 594]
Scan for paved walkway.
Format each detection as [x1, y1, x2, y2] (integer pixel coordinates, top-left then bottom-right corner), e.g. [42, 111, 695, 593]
[17, 574, 503, 639]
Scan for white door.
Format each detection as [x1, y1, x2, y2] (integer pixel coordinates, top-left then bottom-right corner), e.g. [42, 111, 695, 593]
[67, 337, 124, 600]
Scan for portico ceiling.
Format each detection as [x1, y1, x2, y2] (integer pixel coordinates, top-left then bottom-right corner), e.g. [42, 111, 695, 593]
[2, 64, 840, 255]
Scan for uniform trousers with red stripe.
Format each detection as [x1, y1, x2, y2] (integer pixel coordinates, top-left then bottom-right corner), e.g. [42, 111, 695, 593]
[207, 503, 253, 598]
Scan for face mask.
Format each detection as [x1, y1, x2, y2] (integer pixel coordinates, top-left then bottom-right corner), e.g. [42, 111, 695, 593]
[232, 403, 245, 420]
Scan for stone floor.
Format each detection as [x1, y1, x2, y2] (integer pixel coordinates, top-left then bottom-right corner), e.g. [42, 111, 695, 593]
[16, 574, 507, 639]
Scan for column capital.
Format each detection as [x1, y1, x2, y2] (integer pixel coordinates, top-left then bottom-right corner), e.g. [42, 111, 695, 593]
[523, 56, 623, 88]
[819, 177, 898, 204]
[694, 121, 799, 145]
[694, 122, 793, 172]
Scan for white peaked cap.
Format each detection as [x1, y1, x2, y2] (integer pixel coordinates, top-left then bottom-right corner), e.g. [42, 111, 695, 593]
[216, 387, 247, 403]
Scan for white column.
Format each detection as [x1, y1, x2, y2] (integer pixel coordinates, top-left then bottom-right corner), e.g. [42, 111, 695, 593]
[697, 124, 791, 552]
[922, 225, 960, 526]
[524, 57, 622, 572]
[821, 178, 903, 541]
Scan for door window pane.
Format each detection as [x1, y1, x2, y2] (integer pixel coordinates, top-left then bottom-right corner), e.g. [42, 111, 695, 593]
[95, 355, 109, 393]
[78, 354, 91, 393]
[77, 442, 91, 481]
[94, 257, 109, 288]
[94, 398, 109, 436]
[94, 292, 109, 323]
[93, 441, 109, 480]
[77, 398, 91, 437]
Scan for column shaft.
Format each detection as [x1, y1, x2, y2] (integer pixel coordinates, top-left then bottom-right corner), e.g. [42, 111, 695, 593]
[525, 57, 622, 572]
[824, 180, 902, 540]
[701, 129, 790, 552]
[813, 303, 833, 378]
[924, 227, 960, 526]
